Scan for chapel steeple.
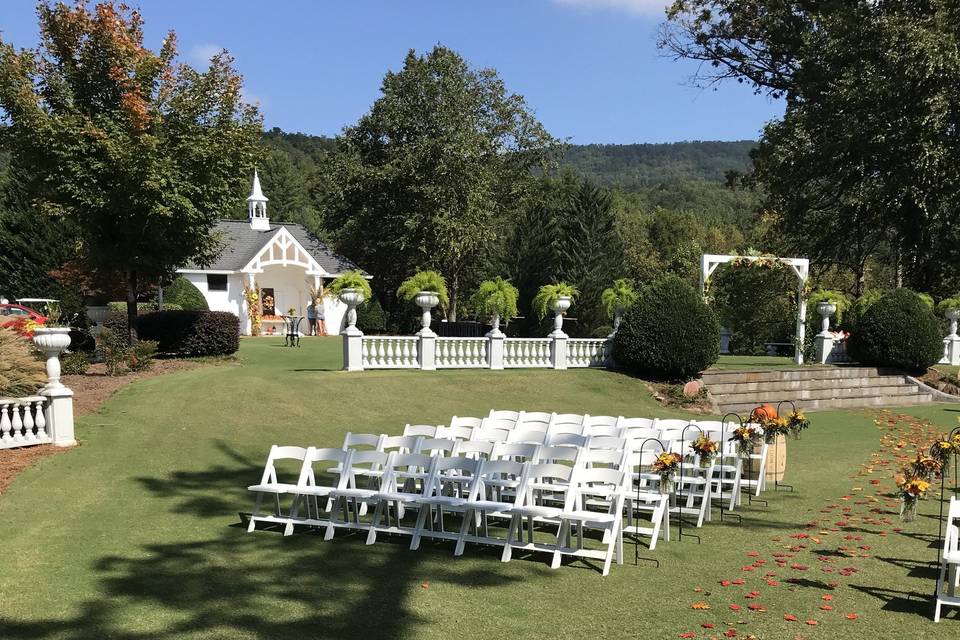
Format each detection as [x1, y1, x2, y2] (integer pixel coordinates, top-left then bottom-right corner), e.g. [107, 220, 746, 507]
[247, 169, 270, 230]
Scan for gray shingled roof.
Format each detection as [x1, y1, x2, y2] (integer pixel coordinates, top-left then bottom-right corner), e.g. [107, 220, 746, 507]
[182, 219, 363, 275]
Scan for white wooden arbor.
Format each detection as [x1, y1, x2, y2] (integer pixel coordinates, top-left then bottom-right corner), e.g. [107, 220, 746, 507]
[700, 254, 810, 365]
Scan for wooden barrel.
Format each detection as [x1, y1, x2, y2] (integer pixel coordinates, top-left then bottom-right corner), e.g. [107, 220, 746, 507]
[765, 434, 787, 482]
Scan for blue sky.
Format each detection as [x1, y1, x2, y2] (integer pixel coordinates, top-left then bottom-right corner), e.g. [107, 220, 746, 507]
[1, 0, 783, 144]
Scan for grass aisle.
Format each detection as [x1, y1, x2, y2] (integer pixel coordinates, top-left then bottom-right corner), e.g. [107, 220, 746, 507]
[0, 338, 956, 639]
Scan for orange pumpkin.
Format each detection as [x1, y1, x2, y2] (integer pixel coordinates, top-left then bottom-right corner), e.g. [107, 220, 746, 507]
[751, 404, 778, 422]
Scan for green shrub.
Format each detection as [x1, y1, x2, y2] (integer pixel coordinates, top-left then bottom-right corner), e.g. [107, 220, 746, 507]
[612, 276, 720, 379]
[356, 298, 387, 334]
[108, 301, 183, 313]
[847, 289, 942, 372]
[164, 277, 208, 311]
[327, 270, 373, 300]
[96, 328, 128, 376]
[126, 340, 157, 372]
[471, 277, 520, 322]
[136, 310, 239, 357]
[60, 351, 90, 375]
[102, 312, 130, 347]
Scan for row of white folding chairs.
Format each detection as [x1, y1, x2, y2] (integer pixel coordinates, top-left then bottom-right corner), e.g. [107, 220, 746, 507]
[247, 446, 637, 575]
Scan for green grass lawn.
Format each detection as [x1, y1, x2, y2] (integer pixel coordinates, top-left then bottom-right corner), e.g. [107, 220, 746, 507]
[0, 337, 957, 639]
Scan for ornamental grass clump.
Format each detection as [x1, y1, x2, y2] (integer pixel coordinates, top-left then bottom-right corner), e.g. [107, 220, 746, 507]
[0, 326, 46, 396]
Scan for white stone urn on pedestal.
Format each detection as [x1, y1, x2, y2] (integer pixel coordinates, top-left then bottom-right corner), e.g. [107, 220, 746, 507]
[816, 301, 837, 335]
[550, 296, 572, 337]
[414, 291, 440, 336]
[32, 327, 72, 389]
[945, 308, 960, 337]
[486, 313, 503, 338]
[338, 288, 365, 335]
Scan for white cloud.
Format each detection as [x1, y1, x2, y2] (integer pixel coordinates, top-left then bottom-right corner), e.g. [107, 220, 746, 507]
[186, 43, 224, 68]
[553, 0, 669, 17]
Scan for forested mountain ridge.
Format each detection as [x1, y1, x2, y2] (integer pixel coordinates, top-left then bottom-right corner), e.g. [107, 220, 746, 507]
[559, 140, 755, 188]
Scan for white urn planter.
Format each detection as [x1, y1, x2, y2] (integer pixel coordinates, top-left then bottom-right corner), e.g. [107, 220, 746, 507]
[551, 296, 572, 337]
[338, 288, 365, 333]
[816, 301, 837, 335]
[945, 308, 960, 337]
[486, 313, 503, 338]
[32, 327, 72, 389]
[414, 291, 440, 336]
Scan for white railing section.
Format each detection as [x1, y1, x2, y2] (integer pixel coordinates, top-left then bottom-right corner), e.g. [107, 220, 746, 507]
[503, 338, 552, 368]
[567, 338, 610, 368]
[0, 396, 50, 450]
[361, 336, 419, 369]
[436, 337, 488, 368]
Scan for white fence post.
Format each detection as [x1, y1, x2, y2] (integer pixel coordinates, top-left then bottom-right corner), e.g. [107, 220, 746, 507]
[488, 333, 504, 369]
[551, 334, 568, 370]
[342, 330, 364, 371]
[40, 386, 75, 447]
[419, 334, 436, 370]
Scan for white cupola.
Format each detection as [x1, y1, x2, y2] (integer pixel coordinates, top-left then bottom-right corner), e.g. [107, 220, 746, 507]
[247, 169, 270, 231]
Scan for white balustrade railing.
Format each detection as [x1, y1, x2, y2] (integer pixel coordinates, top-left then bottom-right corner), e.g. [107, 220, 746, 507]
[361, 336, 420, 369]
[0, 396, 51, 450]
[503, 338, 552, 368]
[436, 337, 488, 368]
[567, 338, 610, 368]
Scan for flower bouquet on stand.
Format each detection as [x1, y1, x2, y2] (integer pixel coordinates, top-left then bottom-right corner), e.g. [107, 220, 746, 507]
[931, 435, 958, 474]
[691, 435, 719, 468]
[787, 409, 810, 439]
[729, 425, 762, 458]
[762, 417, 790, 445]
[909, 451, 942, 483]
[653, 452, 682, 494]
[895, 473, 930, 523]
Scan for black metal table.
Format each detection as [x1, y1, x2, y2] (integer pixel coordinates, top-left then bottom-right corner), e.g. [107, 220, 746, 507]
[284, 315, 303, 347]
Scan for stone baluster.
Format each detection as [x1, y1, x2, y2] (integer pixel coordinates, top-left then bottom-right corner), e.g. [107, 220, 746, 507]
[0, 401, 10, 445]
[11, 402, 23, 443]
[33, 399, 48, 443]
[21, 400, 35, 443]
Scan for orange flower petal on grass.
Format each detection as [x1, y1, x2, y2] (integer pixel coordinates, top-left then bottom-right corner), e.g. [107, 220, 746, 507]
[784, 614, 798, 622]
[679, 633, 697, 638]
[805, 620, 819, 626]
[692, 602, 711, 610]
[845, 613, 859, 620]
[729, 604, 742, 611]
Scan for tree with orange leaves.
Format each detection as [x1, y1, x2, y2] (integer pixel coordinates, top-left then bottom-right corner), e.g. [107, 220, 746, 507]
[0, 2, 262, 342]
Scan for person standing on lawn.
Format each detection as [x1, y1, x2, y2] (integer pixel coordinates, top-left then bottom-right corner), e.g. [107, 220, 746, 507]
[306, 301, 317, 336]
[316, 298, 327, 336]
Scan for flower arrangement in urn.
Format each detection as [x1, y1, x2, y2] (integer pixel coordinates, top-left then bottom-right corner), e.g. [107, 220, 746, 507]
[691, 435, 719, 468]
[652, 451, 682, 494]
[470, 277, 519, 335]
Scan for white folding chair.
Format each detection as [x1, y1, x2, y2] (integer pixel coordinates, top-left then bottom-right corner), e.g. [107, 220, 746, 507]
[452, 439, 494, 460]
[668, 431, 714, 528]
[550, 422, 586, 436]
[657, 419, 691, 430]
[705, 428, 743, 511]
[290, 447, 353, 536]
[619, 417, 657, 430]
[546, 432, 589, 449]
[622, 447, 669, 549]
[403, 424, 440, 438]
[536, 444, 582, 466]
[473, 426, 510, 442]
[935, 496, 960, 622]
[487, 410, 520, 427]
[455, 460, 528, 556]
[440, 424, 476, 441]
[380, 435, 422, 454]
[417, 437, 457, 457]
[506, 429, 547, 445]
[584, 423, 621, 438]
[738, 423, 768, 499]
[325, 450, 391, 536]
[329, 433, 386, 514]
[247, 445, 310, 533]
[365, 453, 438, 544]
[584, 415, 621, 429]
[554, 467, 627, 575]
[516, 411, 553, 432]
[502, 462, 578, 561]
[410, 456, 483, 550]
[491, 442, 540, 464]
[450, 416, 484, 430]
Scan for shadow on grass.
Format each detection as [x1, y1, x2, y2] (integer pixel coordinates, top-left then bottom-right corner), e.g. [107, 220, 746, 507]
[0, 441, 525, 639]
[848, 583, 934, 617]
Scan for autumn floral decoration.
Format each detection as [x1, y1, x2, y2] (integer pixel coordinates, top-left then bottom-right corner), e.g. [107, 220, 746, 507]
[691, 434, 719, 468]
[894, 472, 930, 523]
[762, 416, 791, 444]
[653, 452, 682, 493]
[787, 409, 810, 439]
[729, 425, 762, 457]
[931, 433, 959, 473]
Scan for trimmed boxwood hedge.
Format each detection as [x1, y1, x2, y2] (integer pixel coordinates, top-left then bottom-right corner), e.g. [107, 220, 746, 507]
[164, 277, 209, 311]
[136, 310, 240, 356]
[847, 289, 942, 372]
[612, 275, 720, 379]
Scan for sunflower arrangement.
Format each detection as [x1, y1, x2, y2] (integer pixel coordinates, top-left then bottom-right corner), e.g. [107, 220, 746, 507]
[894, 473, 931, 523]
[787, 409, 810, 439]
[762, 416, 791, 444]
[909, 451, 942, 482]
[691, 435, 719, 468]
[653, 452, 682, 494]
[932, 434, 960, 473]
[729, 425, 762, 457]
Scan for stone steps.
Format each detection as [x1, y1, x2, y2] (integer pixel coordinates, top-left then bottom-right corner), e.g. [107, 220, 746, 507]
[703, 365, 936, 414]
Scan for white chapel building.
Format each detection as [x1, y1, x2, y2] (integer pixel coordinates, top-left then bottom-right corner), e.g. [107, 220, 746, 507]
[177, 171, 364, 336]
